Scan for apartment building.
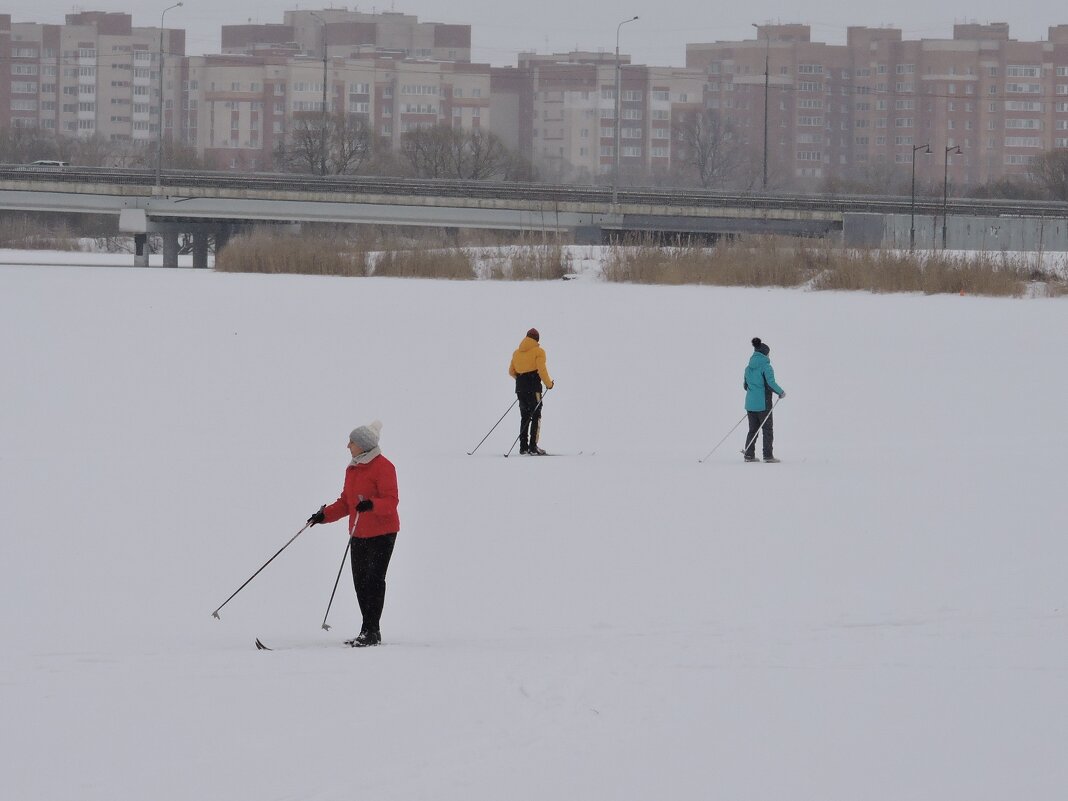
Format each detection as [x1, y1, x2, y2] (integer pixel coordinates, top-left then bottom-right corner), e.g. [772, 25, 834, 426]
[512, 51, 704, 182]
[0, 12, 183, 145]
[182, 53, 492, 170]
[222, 9, 471, 63]
[688, 23, 1068, 187]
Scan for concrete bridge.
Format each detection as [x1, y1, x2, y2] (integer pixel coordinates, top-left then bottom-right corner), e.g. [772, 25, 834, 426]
[2, 165, 1066, 267]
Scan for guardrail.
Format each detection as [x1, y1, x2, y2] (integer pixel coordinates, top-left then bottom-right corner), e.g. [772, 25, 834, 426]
[2, 164, 1068, 220]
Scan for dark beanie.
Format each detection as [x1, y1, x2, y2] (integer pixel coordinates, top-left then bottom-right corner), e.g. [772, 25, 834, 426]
[527, 328, 540, 341]
[752, 337, 762, 349]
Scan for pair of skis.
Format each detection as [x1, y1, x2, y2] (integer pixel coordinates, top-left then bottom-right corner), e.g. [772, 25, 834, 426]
[255, 637, 378, 651]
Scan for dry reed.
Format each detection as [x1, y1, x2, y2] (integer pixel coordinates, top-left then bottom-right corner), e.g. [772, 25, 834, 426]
[485, 245, 574, 280]
[602, 236, 814, 287]
[811, 249, 1027, 296]
[603, 235, 1032, 298]
[372, 248, 475, 279]
[0, 215, 78, 250]
[214, 229, 367, 276]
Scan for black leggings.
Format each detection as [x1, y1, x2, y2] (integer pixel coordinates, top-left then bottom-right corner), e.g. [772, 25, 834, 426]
[350, 533, 397, 635]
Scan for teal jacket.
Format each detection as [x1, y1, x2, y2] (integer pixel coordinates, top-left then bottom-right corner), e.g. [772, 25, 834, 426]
[744, 352, 784, 412]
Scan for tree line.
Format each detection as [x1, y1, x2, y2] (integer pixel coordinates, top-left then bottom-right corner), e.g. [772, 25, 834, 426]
[3, 110, 1068, 200]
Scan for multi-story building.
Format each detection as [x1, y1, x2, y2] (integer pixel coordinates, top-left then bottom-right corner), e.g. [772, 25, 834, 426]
[8, 11, 1068, 188]
[182, 53, 492, 170]
[222, 9, 470, 63]
[688, 23, 1068, 188]
[510, 51, 704, 182]
[0, 12, 183, 146]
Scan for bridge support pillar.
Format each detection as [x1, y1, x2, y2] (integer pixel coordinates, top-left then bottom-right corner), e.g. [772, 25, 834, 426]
[134, 233, 149, 267]
[192, 233, 210, 269]
[162, 230, 180, 268]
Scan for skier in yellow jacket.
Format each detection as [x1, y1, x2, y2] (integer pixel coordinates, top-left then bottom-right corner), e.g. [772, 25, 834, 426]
[508, 328, 554, 455]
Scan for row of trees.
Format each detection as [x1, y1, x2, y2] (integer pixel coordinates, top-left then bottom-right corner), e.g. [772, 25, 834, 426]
[670, 109, 1068, 201]
[0, 126, 205, 170]
[272, 113, 536, 181]
[4, 110, 1068, 200]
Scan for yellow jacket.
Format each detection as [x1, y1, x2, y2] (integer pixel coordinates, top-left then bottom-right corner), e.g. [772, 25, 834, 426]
[509, 337, 553, 389]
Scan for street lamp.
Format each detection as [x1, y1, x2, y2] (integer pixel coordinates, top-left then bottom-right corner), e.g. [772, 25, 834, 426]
[309, 11, 329, 176]
[942, 144, 961, 249]
[752, 23, 769, 191]
[156, 2, 183, 188]
[910, 143, 930, 251]
[612, 15, 638, 203]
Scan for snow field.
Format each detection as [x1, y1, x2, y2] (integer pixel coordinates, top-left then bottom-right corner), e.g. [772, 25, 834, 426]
[1, 261, 1066, 800]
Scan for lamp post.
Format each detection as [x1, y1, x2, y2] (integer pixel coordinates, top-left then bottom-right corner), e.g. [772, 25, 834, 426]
[309, 11, 329, 176]
[612, 15, 638, 203]
[156, 2, 183, 188]
[752, 23, 769, 191]
[942, 144, 961, 249]
[910, 143, 930, 251]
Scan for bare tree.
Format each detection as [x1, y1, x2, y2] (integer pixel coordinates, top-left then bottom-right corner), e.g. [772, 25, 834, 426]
[1030, 150, 1068, 201]
[672, 109, 743, 189]
[500, 150, 538, 183]
[400, 124, 512, 180]
[0, 126, 61, 163]
[65, 134, 117, 167]
[274, 112, 372, 175]
[455, 129, 509, 179]
[327, 113, 372, 174]
[107, 140, 150, 168]
[399, 124, 461, 178]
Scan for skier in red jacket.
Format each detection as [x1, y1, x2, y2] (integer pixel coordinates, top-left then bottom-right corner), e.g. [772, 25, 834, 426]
[308, 420, 399, 647]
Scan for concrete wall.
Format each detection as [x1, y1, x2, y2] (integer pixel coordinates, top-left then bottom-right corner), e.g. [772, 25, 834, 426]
[844, 212, 1068, 252]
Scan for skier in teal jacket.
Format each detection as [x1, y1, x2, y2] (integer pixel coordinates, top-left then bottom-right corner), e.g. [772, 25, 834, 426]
[743, 337, 785, 462]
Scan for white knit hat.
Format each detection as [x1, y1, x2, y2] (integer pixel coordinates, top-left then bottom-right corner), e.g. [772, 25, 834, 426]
[349, 420, 382, 451]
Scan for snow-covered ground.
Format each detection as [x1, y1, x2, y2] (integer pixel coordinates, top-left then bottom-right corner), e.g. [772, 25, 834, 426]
[1, 258, 1066, 800]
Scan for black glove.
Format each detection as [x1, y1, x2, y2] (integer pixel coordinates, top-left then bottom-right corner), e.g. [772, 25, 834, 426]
[307, 504, 326, 526]
[355, 499, 374, 513]
[778, 390, 786, 399]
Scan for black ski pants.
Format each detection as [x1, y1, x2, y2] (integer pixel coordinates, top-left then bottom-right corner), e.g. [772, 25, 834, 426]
[517, 390, 543, 451]
[350, 533, 396, 635]
[745, 410, 774, 459]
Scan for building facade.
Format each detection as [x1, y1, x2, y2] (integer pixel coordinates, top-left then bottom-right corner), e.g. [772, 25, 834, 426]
[0, 12, 183, 146]
[6, 10, 1068, 188]
[688, 23, 1068, 188]
[182, 53, 492, 170]
[222, 10, 470, 63]
[515, 51, 704, 182]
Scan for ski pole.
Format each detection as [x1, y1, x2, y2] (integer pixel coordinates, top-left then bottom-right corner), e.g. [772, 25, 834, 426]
[321, 511, 359, 630]
[698, 412, 749, 463]
[467, 397, 519, 455]
[741, 395, 783, 456]
[321, 536, 353, 631]
[505, 387, 551, 457]
[211, 522, 311, 619]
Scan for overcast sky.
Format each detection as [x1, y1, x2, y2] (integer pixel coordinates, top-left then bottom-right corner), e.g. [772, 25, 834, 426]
[12, 1, 1067, 66]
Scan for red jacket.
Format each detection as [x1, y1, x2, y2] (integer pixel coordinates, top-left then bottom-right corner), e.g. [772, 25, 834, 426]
[322, 454, 400, 538]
